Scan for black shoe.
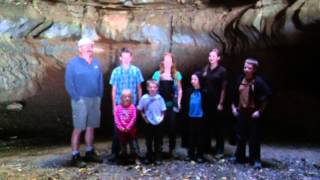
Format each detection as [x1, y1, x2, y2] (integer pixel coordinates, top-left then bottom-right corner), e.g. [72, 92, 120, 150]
[253, 161, 262, 169]
[71, 155, 86, 168]
[229, 156, 246, 164]
[214, 153, 224, 159]
[84, 150, 102, 163]
[143, 158, 152, 165]
[185, 156, 192, 161]
[196, 157, 205, 163]
[107, 153, 118, 162]
[155, 159, 162, 165]
[169, 149, 178, 159]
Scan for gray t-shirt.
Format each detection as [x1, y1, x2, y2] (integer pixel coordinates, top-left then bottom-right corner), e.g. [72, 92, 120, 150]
[137, 94, 167, 125]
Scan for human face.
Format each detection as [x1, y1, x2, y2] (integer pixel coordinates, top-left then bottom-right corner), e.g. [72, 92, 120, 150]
[191, 74, 200, 89]
[121, 93, 132, 107]
[79, 44, 94, 61]
[163, 55, 173, 69]
[147, 83, 158, 96]
[208, 50, 220, 65]
[120, 52, 132, 66]
[243, 63, 256, 79]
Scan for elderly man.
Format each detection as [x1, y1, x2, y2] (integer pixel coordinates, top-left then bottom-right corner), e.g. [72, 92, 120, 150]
[65, 37, 104, 167]
[231, 58, 271, 169]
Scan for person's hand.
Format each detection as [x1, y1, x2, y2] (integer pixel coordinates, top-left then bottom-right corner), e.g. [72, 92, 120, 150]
[113, 104, 116, 113]
[232, 107, 239, 117]
[217, 103, 224, 111]
[142, 114, 149, 124]
[159, 115, 164, 122]
[251, 110, 260, 119]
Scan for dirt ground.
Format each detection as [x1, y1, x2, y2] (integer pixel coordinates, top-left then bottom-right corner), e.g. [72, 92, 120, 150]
[0, 138, 319, 180]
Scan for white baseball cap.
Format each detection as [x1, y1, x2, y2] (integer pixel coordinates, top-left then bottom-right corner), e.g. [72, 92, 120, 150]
[77, 37, 94, 47]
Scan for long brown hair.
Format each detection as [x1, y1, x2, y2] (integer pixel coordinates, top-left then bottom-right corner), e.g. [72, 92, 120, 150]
[159, 52, 178, 80]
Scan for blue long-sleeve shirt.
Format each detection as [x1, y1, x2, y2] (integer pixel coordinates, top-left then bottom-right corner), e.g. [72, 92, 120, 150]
[65, 56, 104, 101]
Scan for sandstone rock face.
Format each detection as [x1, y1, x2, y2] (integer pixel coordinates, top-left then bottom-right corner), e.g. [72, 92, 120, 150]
[0, 0, 319, 136]
[0, 37, 43, 103]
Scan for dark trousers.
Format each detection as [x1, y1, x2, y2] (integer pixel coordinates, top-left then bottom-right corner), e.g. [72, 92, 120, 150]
[204, 108, 225, 153]
[235, 111, 261, 163]
[111, 126, 120, 155]
[119, 138, 139, 155]
[113, 128, 140, 156]
[188, 118, 204, 159]
[145, 122, 163, 160]
[163, 106, 177, 151]
[213, 110, 225, 154]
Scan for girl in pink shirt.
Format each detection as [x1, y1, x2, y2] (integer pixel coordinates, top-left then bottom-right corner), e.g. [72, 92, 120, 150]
[114, 89, 139, 163]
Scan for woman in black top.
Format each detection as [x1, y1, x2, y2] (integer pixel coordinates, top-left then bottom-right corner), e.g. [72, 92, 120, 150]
[202, 48, 228, 157]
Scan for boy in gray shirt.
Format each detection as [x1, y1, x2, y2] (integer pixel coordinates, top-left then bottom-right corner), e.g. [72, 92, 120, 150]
[137, 80, 166, 165]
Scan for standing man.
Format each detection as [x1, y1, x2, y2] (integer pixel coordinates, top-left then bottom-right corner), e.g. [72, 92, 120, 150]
[108, 48, 144, 162]
[65, 37, 104, 167]
[202, 48, 228, 158]
[231, 58, 271, 169]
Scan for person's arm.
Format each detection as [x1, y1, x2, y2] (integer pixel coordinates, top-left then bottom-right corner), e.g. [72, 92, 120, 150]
[111, 85, 117, 111]
[137, 68, 144, 101]
[231, 103, 239, 117]
[109, 69, 117, 110]
[218, 83, 226, 111]
[96, 60, 104, 98]
[218, 69, 228, 111]
[140, 111, 149, 124]
[114, 106, 125, 131]
[160, 97, 167, 122]
[126, 105, 137, 130]
[231, 75, 242, 116]
[99, 69, 104, 98]
[177, 80, 183, 109]
[159, 111, 165, 123]
[252, 77, 271, 119]
[137, 84, 142, 101]
[65, 62, 79, 101]
[137, 97, 148, 124]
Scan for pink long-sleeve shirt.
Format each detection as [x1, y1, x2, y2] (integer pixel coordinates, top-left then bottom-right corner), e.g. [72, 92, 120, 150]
[114, 104, 137, 131]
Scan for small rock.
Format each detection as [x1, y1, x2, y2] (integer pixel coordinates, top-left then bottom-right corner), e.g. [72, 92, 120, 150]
[10, 136, 18, 140]
[6, 102, 23, 111]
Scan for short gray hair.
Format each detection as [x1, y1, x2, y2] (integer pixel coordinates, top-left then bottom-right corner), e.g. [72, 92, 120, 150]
[146, 79, 158, 88]
[245, 58, 259, 67]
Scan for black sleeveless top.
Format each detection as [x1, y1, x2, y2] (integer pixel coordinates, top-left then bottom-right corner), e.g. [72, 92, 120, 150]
[159, 80, 175, 103]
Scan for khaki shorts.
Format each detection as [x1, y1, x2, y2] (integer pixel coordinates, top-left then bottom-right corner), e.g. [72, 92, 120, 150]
[71, 97, 101, 131]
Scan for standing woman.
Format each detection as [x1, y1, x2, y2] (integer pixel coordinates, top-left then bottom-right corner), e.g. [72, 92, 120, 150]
[202, 48, 228, 157]
[152, 52, 183, 156]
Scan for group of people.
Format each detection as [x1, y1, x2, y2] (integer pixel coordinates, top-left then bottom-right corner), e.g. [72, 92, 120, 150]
[65, 37, 271, 169]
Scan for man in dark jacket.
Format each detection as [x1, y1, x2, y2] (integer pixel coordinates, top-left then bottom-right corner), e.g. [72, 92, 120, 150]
[231, 58, 271, 169]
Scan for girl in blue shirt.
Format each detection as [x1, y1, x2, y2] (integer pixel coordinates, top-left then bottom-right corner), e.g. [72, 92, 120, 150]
[184, 72, 207, 163]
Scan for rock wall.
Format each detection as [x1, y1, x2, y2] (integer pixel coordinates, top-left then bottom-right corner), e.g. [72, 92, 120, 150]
[0, 0, 319, 139]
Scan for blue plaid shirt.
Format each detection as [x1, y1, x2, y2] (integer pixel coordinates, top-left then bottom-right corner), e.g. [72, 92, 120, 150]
[109, 65, 144, 105]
